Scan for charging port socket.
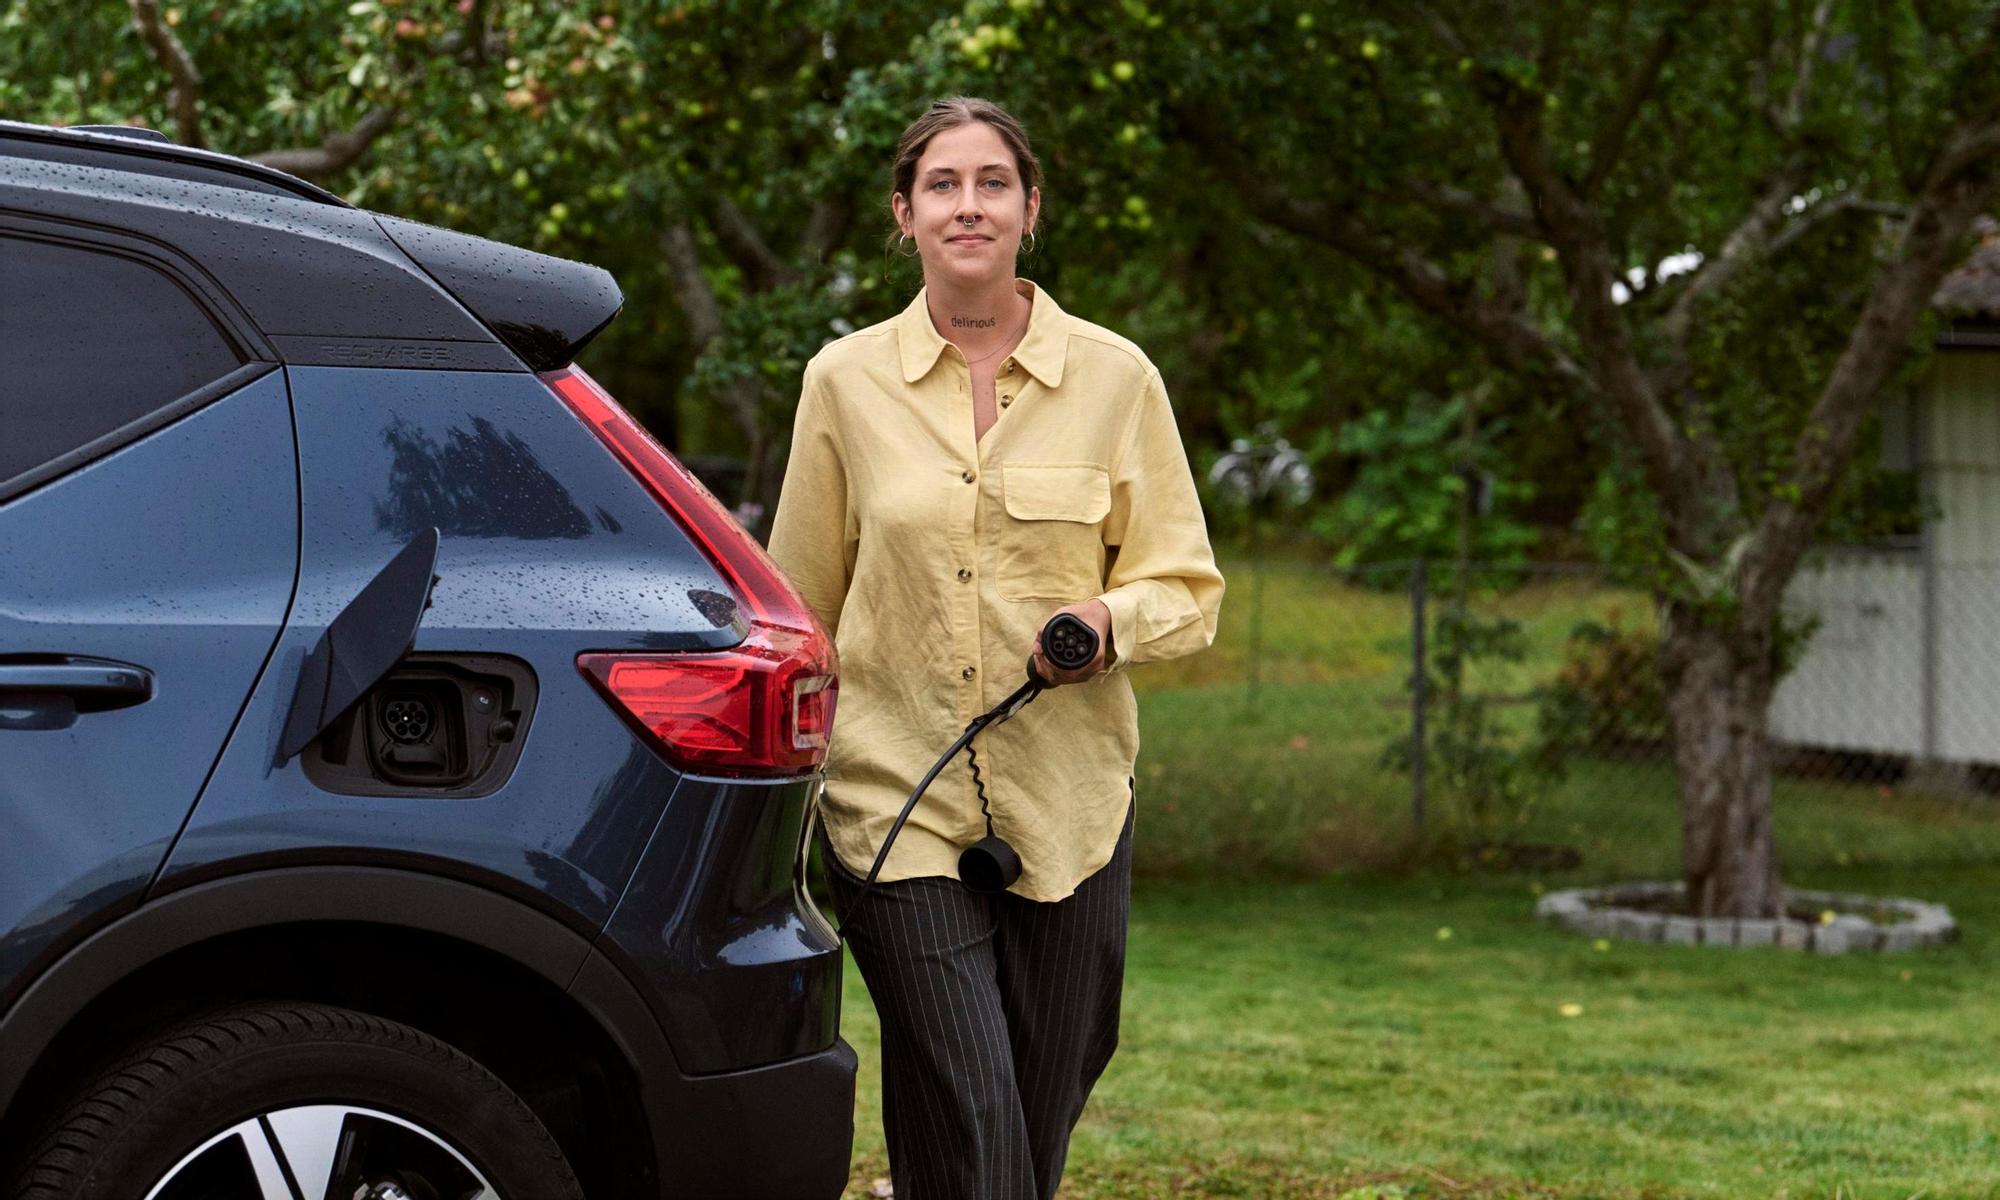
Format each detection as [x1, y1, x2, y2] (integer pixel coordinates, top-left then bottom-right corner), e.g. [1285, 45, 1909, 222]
[303, 654, 536, 798]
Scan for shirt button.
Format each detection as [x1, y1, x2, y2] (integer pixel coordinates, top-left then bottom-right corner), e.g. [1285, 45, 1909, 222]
[1003, 362, 1014, 375]
[961, 666, 976, 680]
[957, 567, 972, 581]
[962, 469, 976, 484]
[1000, 394, 1013, 407]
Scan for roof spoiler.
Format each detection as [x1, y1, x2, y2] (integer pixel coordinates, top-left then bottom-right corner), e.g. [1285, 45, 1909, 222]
[377, 214, 623, 371]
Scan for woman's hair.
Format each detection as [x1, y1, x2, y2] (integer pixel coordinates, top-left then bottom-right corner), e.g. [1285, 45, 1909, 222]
[890, 96, 1042, 212]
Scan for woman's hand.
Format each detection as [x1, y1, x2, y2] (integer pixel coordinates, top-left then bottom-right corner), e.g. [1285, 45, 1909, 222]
[1031, 598, 1114, 687]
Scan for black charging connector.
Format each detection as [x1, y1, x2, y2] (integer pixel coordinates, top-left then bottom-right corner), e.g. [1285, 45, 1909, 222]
[1040, 613, 1099, 675]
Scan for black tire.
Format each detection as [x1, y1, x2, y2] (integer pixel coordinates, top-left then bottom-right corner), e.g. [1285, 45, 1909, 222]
[13, 1002, 582, 1200]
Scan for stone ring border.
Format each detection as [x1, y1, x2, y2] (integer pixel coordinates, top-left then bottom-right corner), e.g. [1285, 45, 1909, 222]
[1536, 881, 1957, 954]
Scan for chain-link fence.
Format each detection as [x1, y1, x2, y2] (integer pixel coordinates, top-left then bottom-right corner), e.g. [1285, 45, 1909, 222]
[1133, 554, 2000, 883]
[1406, 554, 2000, 875]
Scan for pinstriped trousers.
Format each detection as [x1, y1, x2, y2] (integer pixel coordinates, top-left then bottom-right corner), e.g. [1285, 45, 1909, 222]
[823, 788, 1133, 1200]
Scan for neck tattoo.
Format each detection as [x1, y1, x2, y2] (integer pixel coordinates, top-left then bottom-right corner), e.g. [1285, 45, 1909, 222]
[929, 290, 1029, 368]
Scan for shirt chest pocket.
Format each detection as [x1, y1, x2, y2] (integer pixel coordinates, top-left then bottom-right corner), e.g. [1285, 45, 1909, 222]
[995, 463, 1111, 602]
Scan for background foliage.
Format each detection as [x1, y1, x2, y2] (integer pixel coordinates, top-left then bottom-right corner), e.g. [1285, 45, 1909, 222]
[0, 0, 1776, 540]
[17, 0, 1969, 557]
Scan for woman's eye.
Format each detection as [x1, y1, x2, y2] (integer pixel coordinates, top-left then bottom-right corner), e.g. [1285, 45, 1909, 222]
[982, 179, 1005, 190]
[931, 180, 953, 191]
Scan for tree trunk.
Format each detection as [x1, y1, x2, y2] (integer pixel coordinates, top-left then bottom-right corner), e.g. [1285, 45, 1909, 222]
[1657, 606, 1783, 918]
[739, 422, 781, 544]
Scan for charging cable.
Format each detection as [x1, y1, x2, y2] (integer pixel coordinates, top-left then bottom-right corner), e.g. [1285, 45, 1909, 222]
[838, 612, 1100, 929]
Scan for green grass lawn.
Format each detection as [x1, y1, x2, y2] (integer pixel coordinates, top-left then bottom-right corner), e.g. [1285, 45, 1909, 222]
[844, 863, 2000, 1198]
[835, 550, 2000, 1198]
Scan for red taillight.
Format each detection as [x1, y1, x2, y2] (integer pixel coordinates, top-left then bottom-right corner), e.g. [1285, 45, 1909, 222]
[548, 365, 837, 778]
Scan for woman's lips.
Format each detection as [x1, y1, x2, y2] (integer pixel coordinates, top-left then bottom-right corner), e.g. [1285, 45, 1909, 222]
[947, 234, 992, 244]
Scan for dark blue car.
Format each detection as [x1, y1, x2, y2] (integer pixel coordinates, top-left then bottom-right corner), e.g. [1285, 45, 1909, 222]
[0, 121, 853, 1199]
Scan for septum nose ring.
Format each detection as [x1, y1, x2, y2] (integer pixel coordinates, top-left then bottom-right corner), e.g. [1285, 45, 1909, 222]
[961, 216, 976, 227]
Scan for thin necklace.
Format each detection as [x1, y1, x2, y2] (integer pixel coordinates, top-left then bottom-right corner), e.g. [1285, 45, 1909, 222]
[957, 308, 1027, 367]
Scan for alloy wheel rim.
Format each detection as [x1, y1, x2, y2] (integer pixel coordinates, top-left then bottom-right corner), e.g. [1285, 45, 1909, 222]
[140, 1103, 499, 1200]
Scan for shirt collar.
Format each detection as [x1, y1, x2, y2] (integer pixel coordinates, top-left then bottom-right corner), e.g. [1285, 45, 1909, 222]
[896, 278, 1069, 388]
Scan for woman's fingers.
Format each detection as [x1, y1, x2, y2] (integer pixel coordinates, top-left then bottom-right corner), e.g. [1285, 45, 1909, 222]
[1032, 651, 1100, 687]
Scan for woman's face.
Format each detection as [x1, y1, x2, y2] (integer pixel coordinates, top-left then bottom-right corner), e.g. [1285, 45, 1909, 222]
[895, 120, 1039, 291]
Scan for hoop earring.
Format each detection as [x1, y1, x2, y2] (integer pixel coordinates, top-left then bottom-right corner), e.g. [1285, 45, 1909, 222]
[1023, 228, 1037, 256]
[897, 233, 918, 259]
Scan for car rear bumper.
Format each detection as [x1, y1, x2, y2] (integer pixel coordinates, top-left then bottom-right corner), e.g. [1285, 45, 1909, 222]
[601, 774, 842, 1072]
[651, 1037, 858, 1198]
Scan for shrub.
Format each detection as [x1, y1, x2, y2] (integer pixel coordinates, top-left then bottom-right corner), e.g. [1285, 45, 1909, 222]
[1382, 611, 1563, 845]
[1537, 614, 1669, 756]
[1314, 393, 1538, 576]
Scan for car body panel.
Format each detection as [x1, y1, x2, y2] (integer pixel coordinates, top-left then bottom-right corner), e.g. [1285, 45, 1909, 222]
[0, 369, 298, 1004]
[156, 366, 734, 927]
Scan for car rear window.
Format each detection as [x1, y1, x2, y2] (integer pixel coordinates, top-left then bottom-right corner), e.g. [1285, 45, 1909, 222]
[1, 235, 246, 490]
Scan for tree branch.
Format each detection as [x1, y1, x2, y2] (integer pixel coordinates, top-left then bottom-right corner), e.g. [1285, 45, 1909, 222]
[659, 216, 764, 454]
[463, 0, 491, 65]
[248, 107, 398, 180]
[1659, 3, 1984, 363]
[1178, 108, 1589, 397]
[710, 197, 797, 291]
[128, 0, 203, 147]
[1742, 116, 2000, 626]
[1415, 2, 1471, 57]
[803, 197, 853, 266]
[1481, 82, 1693, 528]
[1934, 123, 2000, 181]
[1746, 5, 1776, 120]
[660, 220, 725, 349]
[1583, 9, 1697, 197]
[1536, 0, 1578, 98]
[1650, 2, 1840, 355]
[1763, 190, 1912, 257]
[1391, 178, 1544, 240]
[437, 0, 505, 64]
[1487, 176, 1531, 316]
[1768, 0, 1836, 135]
[1657, 148, 1812, 356]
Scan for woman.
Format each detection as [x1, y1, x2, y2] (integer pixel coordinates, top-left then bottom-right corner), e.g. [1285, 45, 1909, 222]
[767, 96, 1224, 1199]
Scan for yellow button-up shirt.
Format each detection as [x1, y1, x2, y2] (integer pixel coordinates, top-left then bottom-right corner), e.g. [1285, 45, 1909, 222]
[766, 280, 1224, 901]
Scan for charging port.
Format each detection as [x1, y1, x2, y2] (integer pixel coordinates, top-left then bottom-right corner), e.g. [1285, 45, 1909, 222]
[303, 655, 536, 798]
[369, 682, 463, 785]
[382, 696, 435, 743]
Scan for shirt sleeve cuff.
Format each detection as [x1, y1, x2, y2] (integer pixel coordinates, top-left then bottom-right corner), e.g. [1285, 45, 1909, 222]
[1097, 588, 1139, 673]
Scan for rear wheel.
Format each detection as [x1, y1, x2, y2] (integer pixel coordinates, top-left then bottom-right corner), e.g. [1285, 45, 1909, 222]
[15, 1003, 582, 1200]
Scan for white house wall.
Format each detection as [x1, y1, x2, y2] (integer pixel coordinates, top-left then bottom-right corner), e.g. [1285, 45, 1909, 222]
[1926, 353, 2000, 569]
[1769, 552, 1926, 757]
[1928, 352, 2000, 762]
[1771, 352, 1998, 765]
[1939, 564, 2000, 761]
